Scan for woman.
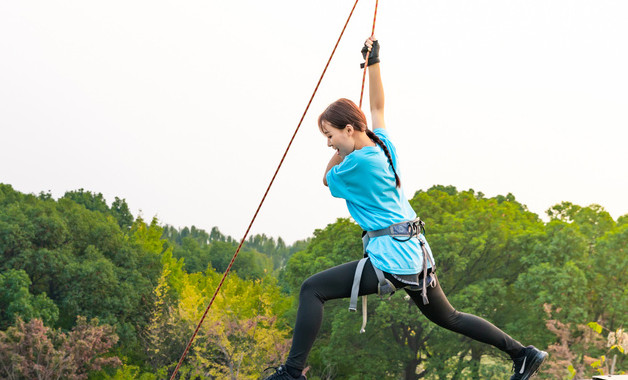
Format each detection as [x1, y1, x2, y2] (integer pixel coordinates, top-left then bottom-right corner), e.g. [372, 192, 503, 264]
[263, 37, 547, 380]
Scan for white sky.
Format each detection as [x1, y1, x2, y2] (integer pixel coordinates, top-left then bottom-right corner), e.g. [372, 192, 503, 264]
[1, 1, 627, 244]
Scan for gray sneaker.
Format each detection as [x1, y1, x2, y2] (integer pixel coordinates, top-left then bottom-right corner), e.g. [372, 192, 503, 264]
[510, 345, 548, 380]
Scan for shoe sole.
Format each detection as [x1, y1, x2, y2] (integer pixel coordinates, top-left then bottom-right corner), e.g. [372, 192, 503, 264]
[521, 350, 548, 380]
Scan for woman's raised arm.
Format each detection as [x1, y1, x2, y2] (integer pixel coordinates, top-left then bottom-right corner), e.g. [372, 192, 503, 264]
[364, 37, 385, 130]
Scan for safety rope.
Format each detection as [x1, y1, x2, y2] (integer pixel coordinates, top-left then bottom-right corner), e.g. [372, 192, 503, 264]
[168, 1, 362, 378]
[359, 0, 379, 108]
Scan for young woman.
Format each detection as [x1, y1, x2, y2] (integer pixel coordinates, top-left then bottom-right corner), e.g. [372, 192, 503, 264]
[263, 37, 547, 380]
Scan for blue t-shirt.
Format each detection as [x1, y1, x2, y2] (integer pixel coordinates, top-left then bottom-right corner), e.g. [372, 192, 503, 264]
[326, 128, 435, 275]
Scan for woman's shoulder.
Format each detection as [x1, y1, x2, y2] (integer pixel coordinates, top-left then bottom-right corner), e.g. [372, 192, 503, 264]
[373, 127, 390, 139]
[373, 127, 394, 146]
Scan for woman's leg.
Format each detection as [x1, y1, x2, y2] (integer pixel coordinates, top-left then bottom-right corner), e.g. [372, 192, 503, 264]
[405, 276, 524, 358]
[285, 260, 380, 371]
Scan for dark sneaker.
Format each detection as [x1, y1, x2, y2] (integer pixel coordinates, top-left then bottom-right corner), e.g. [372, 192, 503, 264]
[510, 345, 548, 380]
[261, 365, 307, 380]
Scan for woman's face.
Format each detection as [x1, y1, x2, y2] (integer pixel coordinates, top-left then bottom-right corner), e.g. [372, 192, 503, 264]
[320, 120, 355, 158]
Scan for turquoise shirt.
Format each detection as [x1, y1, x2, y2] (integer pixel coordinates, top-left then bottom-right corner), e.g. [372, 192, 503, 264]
[326, 128, 434, 275]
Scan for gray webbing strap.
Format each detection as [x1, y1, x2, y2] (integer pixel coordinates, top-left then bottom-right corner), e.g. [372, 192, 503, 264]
[366, 218, 424, 239]
[349, 257, 369, 312]
[418, 235, 437, 305]
[373, 264, 386, 285]
[350, 258, 369, 334]
[349, 257, 395, 333]
[359, 234, 396, 297]
[374, 265, 396, 296]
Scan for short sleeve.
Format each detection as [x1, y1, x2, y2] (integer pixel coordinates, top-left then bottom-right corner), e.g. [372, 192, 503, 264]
[326, 155, 362, 200]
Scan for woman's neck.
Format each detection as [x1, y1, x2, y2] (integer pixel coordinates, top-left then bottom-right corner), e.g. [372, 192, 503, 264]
[353, 132, 376, 150]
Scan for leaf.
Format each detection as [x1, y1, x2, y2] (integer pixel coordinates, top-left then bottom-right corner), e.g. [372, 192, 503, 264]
[610, 344, 625, 354]
[588, 321, 604, 334]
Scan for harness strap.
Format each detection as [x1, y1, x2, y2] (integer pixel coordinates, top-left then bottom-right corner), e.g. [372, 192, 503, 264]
[374, 265, 396, 296]
[360, 294, 367, 333]
[349, 257, 395, 334]
[361, 233, 397, 297]
[366, 218, 425, 239]
[349, 257, 368, 312]
[418, 235, 437, 304]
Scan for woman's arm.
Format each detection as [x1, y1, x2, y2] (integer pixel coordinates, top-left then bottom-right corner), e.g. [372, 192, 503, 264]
[323, 153, 343, 186]
[365, 37, 385, 130]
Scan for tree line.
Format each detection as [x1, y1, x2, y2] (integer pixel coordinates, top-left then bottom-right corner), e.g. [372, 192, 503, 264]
[0, 183, 625, 379]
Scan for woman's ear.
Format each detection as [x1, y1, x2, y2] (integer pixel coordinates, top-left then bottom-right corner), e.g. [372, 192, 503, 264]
[345, 124, 354, 135]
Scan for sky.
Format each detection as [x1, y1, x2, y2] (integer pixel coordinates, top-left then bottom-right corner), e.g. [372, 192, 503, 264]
[1, 1, 627, 244]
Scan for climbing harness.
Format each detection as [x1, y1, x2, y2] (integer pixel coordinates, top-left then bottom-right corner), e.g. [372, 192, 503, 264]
[169, 1, 364, 378]
[349, 218, 437, 333]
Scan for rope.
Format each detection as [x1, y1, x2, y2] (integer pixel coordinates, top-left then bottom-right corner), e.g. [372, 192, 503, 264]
[168, 1, 361, 378]
[359, 0, 379, 108]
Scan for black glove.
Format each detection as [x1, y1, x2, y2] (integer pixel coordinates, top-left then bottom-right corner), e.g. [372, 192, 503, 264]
[360, 40, 380, 68]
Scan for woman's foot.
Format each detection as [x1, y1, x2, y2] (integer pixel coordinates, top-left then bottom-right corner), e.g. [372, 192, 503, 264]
[510, 345, 548, 380]
[261, 365, 307, 380]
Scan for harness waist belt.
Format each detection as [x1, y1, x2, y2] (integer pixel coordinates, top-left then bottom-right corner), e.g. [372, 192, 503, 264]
[365, 218, 425, 239]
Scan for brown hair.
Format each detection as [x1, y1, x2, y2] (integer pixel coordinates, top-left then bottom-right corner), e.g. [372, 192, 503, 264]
[318, 98, 401, 188]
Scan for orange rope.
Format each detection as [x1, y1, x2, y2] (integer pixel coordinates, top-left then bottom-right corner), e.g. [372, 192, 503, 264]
[168, 1, 361, 378]
[359, 0, 379, 108]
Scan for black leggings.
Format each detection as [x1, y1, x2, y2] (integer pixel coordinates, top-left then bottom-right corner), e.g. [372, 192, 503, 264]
[285, 259, 523, 370]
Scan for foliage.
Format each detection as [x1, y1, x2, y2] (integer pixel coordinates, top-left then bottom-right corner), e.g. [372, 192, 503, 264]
[62, 189, 133, 230]
[0, 183, 162, 358]
[2, 182, 627, 379]
[144, 256, 292, 379]
[163, 224, 309, 275]
[543, 305, 627, 379]
[0, 317, 120, 379]
[282, 186, 627, 379]
[0, 269, 58, 329]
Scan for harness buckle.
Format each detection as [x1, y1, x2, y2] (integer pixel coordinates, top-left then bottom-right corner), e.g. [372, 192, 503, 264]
[377, 278, 396, 299]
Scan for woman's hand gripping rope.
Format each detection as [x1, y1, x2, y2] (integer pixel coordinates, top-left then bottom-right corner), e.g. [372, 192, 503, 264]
[360, 36, 380, 68]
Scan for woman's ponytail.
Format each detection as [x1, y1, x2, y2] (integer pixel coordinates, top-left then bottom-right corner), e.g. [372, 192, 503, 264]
[365, 129, 401, 188]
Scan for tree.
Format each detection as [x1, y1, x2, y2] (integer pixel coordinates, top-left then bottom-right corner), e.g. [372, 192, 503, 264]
[111, 197, 134, 230]
[144, 252, 292, 379]
[0, 269, 58, 329]
[0, 184, 162, 358]
[208, 240, 273, 280]
[516, 203, 627, 379]
[180, 273, 292, 379]
[0, 317, 121, 379]
[62, 189, 110, 214]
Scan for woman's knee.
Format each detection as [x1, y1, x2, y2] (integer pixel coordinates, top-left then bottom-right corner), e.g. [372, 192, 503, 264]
[430, 307, 468, 331]
[299, 275, 322, 300]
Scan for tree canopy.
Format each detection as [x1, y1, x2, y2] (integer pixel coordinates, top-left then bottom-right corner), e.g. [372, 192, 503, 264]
[0, 183, 625, 379]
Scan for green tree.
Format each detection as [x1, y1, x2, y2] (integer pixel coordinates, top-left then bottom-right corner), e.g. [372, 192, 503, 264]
[0, 184, 162, 360]
[0, 269, 58, 329]
[62, 188, 110, 214]
[515, 203, 627, 379]
[111, 197, 134, 230]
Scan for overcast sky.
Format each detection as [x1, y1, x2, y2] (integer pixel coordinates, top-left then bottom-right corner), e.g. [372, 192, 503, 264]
[1, 1, 627, 244]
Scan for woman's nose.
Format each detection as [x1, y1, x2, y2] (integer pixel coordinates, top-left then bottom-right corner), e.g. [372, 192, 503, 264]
[327, 138, 332, 147]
